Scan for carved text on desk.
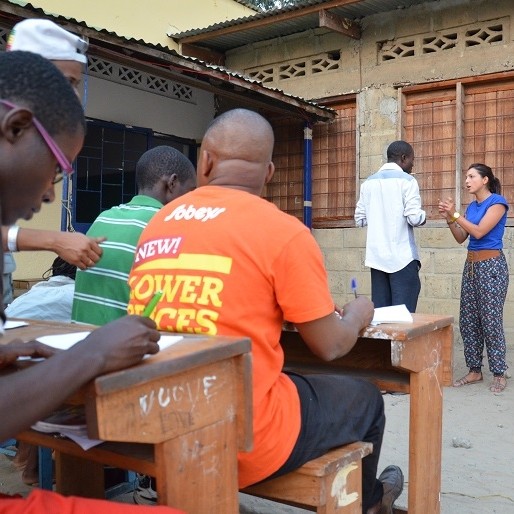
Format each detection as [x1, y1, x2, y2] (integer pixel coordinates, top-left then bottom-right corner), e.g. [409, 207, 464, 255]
[139, 375, 218, 416]
[91, 360, 237, 443]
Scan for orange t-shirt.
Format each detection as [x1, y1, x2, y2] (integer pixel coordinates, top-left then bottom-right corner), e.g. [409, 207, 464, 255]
[127, 186, 335, 487]
[0, 489, 183, 513]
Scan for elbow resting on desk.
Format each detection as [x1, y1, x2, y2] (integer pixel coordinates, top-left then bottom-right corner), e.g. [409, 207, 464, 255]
[296, 314, 361, 361]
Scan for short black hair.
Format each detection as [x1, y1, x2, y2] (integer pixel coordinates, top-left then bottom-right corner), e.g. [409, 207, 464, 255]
[0, 50, 85, 137]
[387, 140, 413, 161]
[136, 146, 195, 191]
[43, 256, 77, 280]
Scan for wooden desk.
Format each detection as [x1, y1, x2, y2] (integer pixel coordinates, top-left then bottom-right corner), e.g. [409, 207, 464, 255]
[5, 319, 252, 513]
[282, 314, 453, 514]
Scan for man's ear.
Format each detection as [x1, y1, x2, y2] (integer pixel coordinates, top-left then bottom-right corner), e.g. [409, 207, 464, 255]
[197, 149, 214, 180]
[166, 173, 178, 193]
[0, 107, 34, 143]
[264, 161, 275, 184]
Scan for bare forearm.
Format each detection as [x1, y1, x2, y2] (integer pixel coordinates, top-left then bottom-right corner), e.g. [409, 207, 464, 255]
[298, 315, 361, 361]
[16, 227, 61, 252]
[447, 220, 468, 244]
[0, 349, 103, 440]
[2, 226, 59, 252]
[1, 226, 105, 269]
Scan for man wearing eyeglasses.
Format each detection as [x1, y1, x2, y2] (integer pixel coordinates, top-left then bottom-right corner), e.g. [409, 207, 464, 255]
[2, 19, 104, 308]
[0, 50, 183, 514]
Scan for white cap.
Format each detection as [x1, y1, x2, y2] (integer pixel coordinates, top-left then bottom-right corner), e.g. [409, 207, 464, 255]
[7, 19, 88, 64]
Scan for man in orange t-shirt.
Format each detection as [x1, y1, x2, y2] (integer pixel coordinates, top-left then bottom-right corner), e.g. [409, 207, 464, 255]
[128, 109, 404, 514]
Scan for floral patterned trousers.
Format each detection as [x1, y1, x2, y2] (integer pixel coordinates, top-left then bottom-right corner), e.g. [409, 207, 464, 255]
[459, 251, 509, 375]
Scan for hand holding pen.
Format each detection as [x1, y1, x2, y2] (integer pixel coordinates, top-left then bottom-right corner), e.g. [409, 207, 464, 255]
[334, 278, 359, 319]
[351, 278, 358, 298]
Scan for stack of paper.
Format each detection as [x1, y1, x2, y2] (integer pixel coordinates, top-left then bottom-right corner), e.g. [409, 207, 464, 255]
[32, 404, 103, 450]
[371, 304, 413, 325]
[32, 404, 86, 434]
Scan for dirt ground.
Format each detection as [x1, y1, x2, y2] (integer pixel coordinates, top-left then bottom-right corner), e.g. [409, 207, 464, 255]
[1, 339, 513, 513]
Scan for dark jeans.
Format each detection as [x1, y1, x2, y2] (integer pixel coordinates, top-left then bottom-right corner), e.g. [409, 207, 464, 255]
[269, 373, 385, 513]
[371, 259, 421, 312]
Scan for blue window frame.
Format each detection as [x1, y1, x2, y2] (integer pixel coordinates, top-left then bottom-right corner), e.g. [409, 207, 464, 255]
[68, 119, 196, 234]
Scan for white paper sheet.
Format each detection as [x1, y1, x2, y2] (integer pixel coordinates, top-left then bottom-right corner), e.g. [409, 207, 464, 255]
[370, 304, 413, 325]
[35, 331, 183, 355]
[37, 331, 91, 349]
[143, 335, 183, 358]
[4, 320, 29, 330]
[63, 429, 104, 450]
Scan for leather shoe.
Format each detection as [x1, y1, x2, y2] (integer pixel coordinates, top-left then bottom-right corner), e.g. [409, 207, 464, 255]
[378, 465, 404, 514]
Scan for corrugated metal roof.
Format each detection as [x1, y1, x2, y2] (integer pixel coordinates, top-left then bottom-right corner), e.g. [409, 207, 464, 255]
[0, 0, 334, 121]
[171, 0, 438, 52]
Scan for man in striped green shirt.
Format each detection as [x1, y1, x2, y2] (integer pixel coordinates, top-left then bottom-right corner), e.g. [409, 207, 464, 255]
[72, 146, 196, 325]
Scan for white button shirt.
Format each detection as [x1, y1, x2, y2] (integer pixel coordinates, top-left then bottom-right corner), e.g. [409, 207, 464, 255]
[355, 162, 425, 273]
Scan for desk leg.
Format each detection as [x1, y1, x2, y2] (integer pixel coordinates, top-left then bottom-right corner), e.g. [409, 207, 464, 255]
[441, 325, 454, 387]
[408, 368, 443, 514]
[154, 418, 239, 513]
[55, 451, 105, 498]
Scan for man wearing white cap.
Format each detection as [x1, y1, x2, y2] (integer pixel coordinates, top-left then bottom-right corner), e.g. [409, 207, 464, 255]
[7, 18, 88, 91]
[2, 19, 103, 308]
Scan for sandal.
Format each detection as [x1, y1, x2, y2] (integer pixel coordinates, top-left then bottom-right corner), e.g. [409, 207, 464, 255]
[453, 372, 483, 387]
[489, 376, 507, 393]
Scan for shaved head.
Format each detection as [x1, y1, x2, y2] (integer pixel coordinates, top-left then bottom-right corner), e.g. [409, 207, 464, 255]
[205, 108, 274, 161]
[198, 109, 275, 193]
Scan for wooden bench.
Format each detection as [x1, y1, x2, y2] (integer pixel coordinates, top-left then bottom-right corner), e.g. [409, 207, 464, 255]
[242, 441, 372, 513]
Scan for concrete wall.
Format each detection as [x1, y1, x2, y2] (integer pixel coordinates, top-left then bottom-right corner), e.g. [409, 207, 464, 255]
[84, 75, 214, 139]
[24, 0, 256, 49]
[226, 0, 514, 348]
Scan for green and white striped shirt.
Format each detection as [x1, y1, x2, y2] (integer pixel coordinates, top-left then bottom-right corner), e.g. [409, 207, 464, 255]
[72, 195, 162, 325]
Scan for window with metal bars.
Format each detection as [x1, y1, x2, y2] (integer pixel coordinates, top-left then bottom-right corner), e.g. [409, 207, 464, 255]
[402, 73, 514, 221]
[263, 98, 357, 227]
[72, 118, 196, 233]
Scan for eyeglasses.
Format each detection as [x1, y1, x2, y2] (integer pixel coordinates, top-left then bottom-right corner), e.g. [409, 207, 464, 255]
[0, 99, 73, 184]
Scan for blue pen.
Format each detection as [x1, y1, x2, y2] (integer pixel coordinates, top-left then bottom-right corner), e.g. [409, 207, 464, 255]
[351, 278, 358, 298]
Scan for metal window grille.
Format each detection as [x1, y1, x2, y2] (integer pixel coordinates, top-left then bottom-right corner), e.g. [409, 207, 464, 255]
[264, 101, 357, 225]
[404, 92, 457, 219]
[403, 78, 514, 220]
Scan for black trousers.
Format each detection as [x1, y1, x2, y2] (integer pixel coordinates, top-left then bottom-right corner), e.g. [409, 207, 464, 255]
[371, 259, 421, 313]
[269, 373, 385, 513]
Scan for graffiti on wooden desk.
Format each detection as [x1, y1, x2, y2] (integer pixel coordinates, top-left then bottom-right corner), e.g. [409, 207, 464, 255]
[391, 340, 443, 396]
[331, 461, 359, 507]
[139, 374, 219, 417]
[187, 439, 221, 476]
[427, 343, 443, 397]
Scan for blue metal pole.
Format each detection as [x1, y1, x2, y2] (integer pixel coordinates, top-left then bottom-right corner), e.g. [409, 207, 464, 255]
[303, 123, 313, 229]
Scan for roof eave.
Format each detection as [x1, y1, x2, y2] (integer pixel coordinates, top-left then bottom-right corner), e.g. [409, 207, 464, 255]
[0, 1, 334, 122]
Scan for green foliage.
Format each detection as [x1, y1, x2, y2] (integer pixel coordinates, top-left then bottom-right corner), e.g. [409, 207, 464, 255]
[245, 0, 300, 12]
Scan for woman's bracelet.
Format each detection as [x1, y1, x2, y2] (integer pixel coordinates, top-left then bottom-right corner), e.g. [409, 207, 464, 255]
[7, 225, 20, 252]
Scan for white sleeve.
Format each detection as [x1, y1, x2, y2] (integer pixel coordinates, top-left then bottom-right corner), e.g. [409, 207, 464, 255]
[354, 186, 368, 227]
[403, 178, 426, 226]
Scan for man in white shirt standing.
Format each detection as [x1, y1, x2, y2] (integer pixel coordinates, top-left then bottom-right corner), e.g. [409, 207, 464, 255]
[355, 140, 426, 312]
